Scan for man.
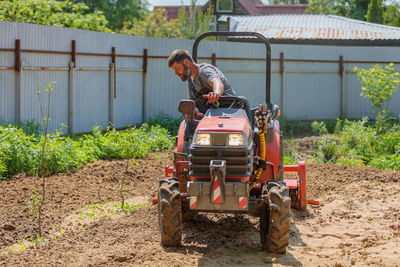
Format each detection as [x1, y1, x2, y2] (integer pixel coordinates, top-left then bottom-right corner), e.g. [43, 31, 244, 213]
[168, 49, 238, 152]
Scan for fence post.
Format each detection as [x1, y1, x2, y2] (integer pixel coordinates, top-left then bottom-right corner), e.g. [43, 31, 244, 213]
[142, 48, 148, 123]
[339, 55, 345, 118]
[15, 39, 22, 123]
[279, 52, 285, 116]
[109, 62, 115, 127]
[212, 53, 216, 67]
[68, 40, 76, 134]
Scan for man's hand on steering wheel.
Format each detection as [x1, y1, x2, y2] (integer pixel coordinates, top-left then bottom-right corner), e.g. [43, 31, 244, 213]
[207, 91, 221, 103]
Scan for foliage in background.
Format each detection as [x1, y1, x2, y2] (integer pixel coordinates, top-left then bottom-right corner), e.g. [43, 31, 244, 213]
[279, 118, 339, 137]
[354, 63, 400, 123]
[383, 3, 400, 26]
[0, 124, 174, 179]
[270, 0, 308, 3]
[177, 1, 213, 39]
[70, 0, 147, 31]
[0, 0, 111, 32]
[366, 0, 384, 23]
[313, 117, 400, 170]
[147, 113, 182, 136]
[0, 119, 41, 137]
[121, 0, 213, 39]
[120, 7, 180, 38]
[306, 0, 400, 26]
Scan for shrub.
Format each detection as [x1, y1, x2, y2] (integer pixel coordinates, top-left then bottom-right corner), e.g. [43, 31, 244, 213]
[147, 113, 182, 136]
[0, 124, 174, 178]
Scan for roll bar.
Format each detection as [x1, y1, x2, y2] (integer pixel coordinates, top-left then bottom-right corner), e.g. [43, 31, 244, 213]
[192, 31, 272, 103]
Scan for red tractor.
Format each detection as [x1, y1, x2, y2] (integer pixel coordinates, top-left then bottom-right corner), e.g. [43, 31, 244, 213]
[158, 32, 307, 254]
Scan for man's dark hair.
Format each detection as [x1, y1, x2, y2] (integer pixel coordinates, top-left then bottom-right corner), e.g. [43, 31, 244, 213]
[168, 49, 193, 67]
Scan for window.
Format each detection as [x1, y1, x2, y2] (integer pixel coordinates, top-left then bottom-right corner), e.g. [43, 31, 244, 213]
[217, 0, 233, 12]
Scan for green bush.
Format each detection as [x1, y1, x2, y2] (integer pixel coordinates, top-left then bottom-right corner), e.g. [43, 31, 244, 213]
[313, 117, 400, 170]
[0, 119, 42, 137]
[0, 124, 174, 179]
[147, 113, 182, 136]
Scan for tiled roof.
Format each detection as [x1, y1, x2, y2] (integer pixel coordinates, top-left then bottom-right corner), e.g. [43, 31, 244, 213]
[220, 14, 400, 40]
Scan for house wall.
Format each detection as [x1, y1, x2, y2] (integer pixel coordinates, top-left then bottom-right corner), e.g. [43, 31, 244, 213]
[1, 21, 399, 134]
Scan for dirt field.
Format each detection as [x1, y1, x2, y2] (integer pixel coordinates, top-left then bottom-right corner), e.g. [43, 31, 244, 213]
[1, 147, 400, 266]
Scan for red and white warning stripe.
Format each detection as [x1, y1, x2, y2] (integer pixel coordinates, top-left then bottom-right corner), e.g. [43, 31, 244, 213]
[190, 196, 197, 208]
[213, 179, 221, 204]
[238, 197, 246, 209]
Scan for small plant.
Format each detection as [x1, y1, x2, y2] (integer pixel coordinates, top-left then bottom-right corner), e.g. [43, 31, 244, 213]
[311, 121, 328, 136]
[354, 63, 400, 132]
[31, 81, 55, 239]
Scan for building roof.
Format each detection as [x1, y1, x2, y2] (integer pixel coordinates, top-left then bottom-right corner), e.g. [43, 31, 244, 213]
[236, 0, 307, 15]
[221, 14, 400, 42]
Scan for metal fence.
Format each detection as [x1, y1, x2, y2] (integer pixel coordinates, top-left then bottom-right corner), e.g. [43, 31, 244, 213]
[1, 21, 400, 134]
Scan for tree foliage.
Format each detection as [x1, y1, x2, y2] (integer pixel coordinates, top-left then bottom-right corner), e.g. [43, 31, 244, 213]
[0, 0, 111, 32]
[120, 8, 180, 38]
[121, 1, 213, 39]
[306, 0, 369, 20]
[366, 0, 384, 23]
[70, 0, 147, 31]
[177, 1, 213, 39]
[383, 3, 400, 26]
[354, 63, 400, 118]
[270, 0, 309, 4]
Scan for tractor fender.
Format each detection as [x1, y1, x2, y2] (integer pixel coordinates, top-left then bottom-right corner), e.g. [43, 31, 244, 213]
[176, 120, 185, 153]
[264, 120, 280, 179]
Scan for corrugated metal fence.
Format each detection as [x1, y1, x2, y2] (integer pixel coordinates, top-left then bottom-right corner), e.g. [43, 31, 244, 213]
[1, 21, 400, 134]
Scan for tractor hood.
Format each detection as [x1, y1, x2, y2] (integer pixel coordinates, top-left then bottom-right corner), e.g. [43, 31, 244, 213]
[196, 116, 251, 137]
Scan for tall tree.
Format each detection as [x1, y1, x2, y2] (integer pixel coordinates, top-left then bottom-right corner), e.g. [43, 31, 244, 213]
[306, 0, 335, 14]
[122, 0, 213, 39]
[350, 0, 369, 20]
[120, 8, 180, 38]
[70, 0, 148, 31]
[177, 1, 213, 39]
[383, 3, 400, 26]
[0, 0, 110, 32]
[366, 0, 384, 23]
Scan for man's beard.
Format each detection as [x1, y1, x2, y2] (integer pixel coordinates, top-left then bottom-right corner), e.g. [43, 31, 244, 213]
[180, 63, 191, 81]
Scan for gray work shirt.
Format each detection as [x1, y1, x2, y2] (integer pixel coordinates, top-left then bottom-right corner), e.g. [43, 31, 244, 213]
[188, 63, 237, 114]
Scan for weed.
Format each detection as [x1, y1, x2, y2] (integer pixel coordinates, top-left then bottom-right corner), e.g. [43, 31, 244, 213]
[17, 245, 27, 251]
[30, 236, 44, 245]
[7, 246, 13, 252]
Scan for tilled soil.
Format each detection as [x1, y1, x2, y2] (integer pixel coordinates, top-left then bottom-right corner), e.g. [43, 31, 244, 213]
[1, 151, 400, 266]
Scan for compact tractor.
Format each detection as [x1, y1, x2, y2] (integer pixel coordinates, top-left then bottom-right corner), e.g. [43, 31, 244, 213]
[158, 32, 307, 254]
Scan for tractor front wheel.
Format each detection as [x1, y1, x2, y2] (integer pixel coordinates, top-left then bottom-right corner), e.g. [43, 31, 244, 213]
[158, 177, 182, 246]
[260, 183, 291, 253]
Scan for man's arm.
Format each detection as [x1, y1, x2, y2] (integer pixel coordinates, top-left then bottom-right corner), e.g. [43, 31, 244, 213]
[207, 77, 224, 103]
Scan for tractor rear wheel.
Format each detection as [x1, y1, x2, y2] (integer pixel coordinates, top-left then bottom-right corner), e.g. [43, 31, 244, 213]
[158, 177, 182, 246]
[260, 183, 291, 253]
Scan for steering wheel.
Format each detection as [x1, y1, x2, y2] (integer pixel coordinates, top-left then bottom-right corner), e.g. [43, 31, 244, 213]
[202, 95, 249, 110]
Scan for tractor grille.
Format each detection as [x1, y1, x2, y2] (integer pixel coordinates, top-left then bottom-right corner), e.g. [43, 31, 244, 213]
[189, 144, 253, 177]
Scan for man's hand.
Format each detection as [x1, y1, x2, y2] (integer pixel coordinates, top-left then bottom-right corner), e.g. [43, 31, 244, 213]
[207, 91, 221, 103]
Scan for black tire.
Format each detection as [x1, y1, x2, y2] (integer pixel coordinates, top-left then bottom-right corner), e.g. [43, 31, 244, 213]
[158, 177, 182, 247]
[260, 183, 291, 253]
[275, 134, 284, 181]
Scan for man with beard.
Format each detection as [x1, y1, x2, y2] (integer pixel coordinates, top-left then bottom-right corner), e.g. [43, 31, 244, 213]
[168, 49, 238, 153]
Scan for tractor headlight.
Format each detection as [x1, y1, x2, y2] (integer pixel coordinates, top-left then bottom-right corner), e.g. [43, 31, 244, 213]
[228, 133, 244, 146]
[195, 133, 211, 146]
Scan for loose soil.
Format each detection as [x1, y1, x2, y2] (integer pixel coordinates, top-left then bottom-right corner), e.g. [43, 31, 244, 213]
[1, 147, 400, 266]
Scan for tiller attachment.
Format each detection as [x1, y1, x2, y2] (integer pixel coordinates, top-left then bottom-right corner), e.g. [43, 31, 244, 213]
[283, 161, 315, 210]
